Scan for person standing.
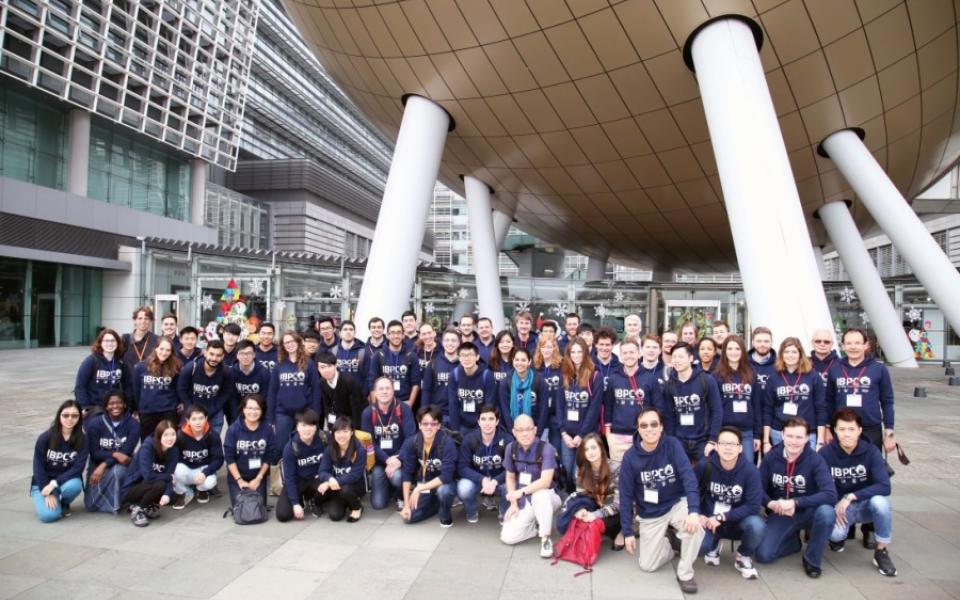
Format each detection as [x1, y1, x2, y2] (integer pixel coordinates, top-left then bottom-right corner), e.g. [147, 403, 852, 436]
[255, 323, 278, 373]
[447, 342, 496, 437]
[268, 332, 321, 452]
[176, 340, 229, 435]
[604, 338, 659, 463]
[367, 320, 422, 409]
[122, 306, 158, 375]
[661, 343, 722, 463]
[317, 352, 365, 430]
[75, 328, 131, 414]
[557, 338, 602, 492]
[134, 337, 182, 442]
[763, 338, 827, 454]
[715, 335, 763, 464]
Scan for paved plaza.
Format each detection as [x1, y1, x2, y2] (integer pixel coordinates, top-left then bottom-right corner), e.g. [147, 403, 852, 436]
[0, 347, 959, 599]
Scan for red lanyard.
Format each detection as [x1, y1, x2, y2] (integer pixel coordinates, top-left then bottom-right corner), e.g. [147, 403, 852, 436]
[627, 373, 643, 407]
[841, 365, 867, 391]
[781, 371, 801, 388]
[785, 459, 797, 498]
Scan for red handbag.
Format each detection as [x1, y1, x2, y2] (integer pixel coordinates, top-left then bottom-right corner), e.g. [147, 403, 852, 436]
[551, 516, 606, 576]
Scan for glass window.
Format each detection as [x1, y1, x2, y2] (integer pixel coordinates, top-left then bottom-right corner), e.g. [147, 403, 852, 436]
[0, 87, 65, 188]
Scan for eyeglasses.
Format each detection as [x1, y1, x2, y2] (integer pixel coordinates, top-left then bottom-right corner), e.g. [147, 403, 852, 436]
[717, 441, 740, 448]
[813, 339, 832, 344]
[514, 427, 536, 433]
[62, 413, 81, 419]
[420, 421, 439, 428]
[638, 422, 660, 429]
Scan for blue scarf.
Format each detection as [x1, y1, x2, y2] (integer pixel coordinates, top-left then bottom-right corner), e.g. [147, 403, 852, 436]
[510, 370, 534, 420]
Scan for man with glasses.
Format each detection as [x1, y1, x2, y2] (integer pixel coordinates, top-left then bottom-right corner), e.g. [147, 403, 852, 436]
[809, 329, 838, 385]
[317, 317, 339, 354]
[399, 406, 457, 527]
[620, 407, 704, 595]
[228, 340, 269, 427]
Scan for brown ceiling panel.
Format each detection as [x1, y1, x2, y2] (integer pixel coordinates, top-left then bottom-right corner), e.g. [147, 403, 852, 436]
[578, 8, 640, 71]
[804, 0, 861, 45]
[569, 125, 620, 163]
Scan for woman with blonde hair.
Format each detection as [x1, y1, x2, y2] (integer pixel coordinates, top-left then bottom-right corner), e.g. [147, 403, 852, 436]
[557, 338, 601, 492]
[534, 333, 563, 452]
[762, 337, 827, 453]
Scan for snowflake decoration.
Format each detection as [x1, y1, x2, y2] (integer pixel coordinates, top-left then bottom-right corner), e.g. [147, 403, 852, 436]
[594, 304, 608, 319]
[906, 306, 922, 322]
[329, 285, 343, 299]
[424, 302, 436, 314]
[515, 301, 530, 313]
[456, 287, 470, 299]
[200, 294, 215, 311]
[553, 302, 569, 317]
[246, 278, 265, 296]
[614, 291, 625, 303]
[838, 287, 857, 303]
[859, 311, 870, 325]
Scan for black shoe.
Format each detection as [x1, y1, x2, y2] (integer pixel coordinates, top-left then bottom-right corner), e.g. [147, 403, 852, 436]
[209, 485, 224, 498]
[802, 557, 822, 578]
[346, 507, 363, 523]
[677, 577, 698, 594]
[611, 540, 625, 552]
[829, 540, 845, 553]
[873, 548, 897, 577]
[311, 501, 324, 518]
[862, 528, 877, 550]
[846, 524, 856, 540]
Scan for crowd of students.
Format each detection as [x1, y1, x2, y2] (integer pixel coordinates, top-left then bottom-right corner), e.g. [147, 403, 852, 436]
[29, 306, 900, 592]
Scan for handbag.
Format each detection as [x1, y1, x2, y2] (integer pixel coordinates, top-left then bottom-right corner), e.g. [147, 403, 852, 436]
[551, 515, 606, 576]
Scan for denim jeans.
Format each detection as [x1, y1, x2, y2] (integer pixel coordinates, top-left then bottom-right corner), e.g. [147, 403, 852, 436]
[559, 440, 578, 493]
[273, 413, 295, 463]
[756, 504, 834, 568]
[700, 514, 767, 558]
[456, 478, 506, 519]
[370, 464, 403, 509]
[829, 496, 892, 544]
[31, 478, 83, 523]
[770, 429, 817, 451]
[740, 430, 756, 465]
[408, 483, 455, 524]
[84, 463, 127, 514]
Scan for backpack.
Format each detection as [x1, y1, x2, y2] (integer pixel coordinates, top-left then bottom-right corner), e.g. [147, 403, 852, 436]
[510, 439, 558, 485]
[355, 430, 376, 471]
[551, 516, 605, 576]
[225, 489, 267, 525]
[664, 372, 710, 426]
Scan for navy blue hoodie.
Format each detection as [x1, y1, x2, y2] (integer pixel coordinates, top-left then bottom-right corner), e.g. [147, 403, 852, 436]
[604, 366, 661, 435]
[420, 353, 458, 415]
[85, 412, 139, 469]
[336, 341, 368, 386]
[591, 351, 622, 393]
[134, 362, 180, 414]
[498, 371, 548, 431]
[458, 427, 513, 485]
[254, 345, 278, 372]
[537, 365, 564, 422]
[448, 365, 497, 431]
[619, 435, 699, 532]
[819, 438, 891, 499]
[810, 350, 840, 385]
[400, 430, 458, 485]
[230, 362, 270, 403]
[319, 335, 340, 355]
[661, 370, 723, 442]
[176, 422, 225, 476]
[716, 372, 763, 436]
[74, 353, 132, 410]
[120, 439, 179, 499]
[759, 443, 837, 508]
[825, 356, 894, 429]
[176, 360, 230, 416]
[176, 346, 202, 366]
[280, 432, 326, 506]
[557, 370, 603, 437]
[224, 419, 278, 479]
[694, 452, 763, 523]
[361, 400, 416, 464]
[266, 358, 322, 423]
[513, 332, 539, 353]
[32, 430, 89, 489]
[318, 438, 367, 486]
[475, 337, 495, 364]
[748, 349, 778, 394]
[764, 369, 828, 431]
[367, 346, 422, 405]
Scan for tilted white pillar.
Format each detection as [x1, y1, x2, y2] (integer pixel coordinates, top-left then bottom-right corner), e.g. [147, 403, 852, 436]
[354, 95, 451, 339]
[493, 209, 513, 251]
[464, 176, 506, 327]
[812, 245, 828, 281]
[688, 16, 833, 347]
[818, 201, 917, 367]
[821, 129, 960, 335]
[189, 158, 208, 227]
[67, 110, 90, 196]
[586, 255, 607, 280]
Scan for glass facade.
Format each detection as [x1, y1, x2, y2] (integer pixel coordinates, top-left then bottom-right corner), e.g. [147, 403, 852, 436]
[0, 86, 66, 189]
[205, 184, 269, 249]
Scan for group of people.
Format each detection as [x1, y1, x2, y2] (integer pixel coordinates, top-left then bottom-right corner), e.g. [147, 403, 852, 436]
[30, 306, 899, 593]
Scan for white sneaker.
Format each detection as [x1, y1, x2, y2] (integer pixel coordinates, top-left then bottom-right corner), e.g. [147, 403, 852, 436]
[704, 540, 722, 566]
[540, 537, 553, 558]
[735, 552, 758, 579]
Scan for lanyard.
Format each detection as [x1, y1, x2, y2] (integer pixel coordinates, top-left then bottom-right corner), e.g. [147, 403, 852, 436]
[785, 458, 797, 498]
[132, 336, 149, 362]
[626, 370, 643, 407]
[781, 371, 802, 389]
[421, 443, 432, 480]
[841, 365, 867, 391]
[374, 401, 397, 431]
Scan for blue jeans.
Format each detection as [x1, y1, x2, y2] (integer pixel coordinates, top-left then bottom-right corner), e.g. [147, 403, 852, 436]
[559, 440, 578, 492]
[408, 483, 455, 524]
[209, 409, 225, 437]
[456, 478, 506, 519]
[84, 464, 128, 514]
[700, 514, 767, 558]
[542, 417, 561, 455]
[273, 413, 295, 463]
[770, 429, 817, 450]
[31, 479, 83, 523]
[740, 431, 756, 465]
[829, 496, 892, 544]
[370, 464, 403, 510]
[756, 504, 834, 568]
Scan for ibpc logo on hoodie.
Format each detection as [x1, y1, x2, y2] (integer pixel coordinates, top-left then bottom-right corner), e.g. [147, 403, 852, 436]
[297, 450, 323, 468]
[337, 356, 362, 374]
[721, 382, 752, 398]
[151, 460, 168, 473]
[671, 393, 702, 412]
[836, 376, 872, 392]
[96, 367, 123, 385]
[235, 381, 262, 396]
[279, 371, 306, 387]
[775, 383, 811, 400]
[237, 438, 268, 455]
[382, 364, 408, 380]
[564, 389, 590, 408]
[708, 481, 745, 506]
[192, 383, 220, 400]
[99, 436, 128, 451]
[143, 375, 173, 390]
[182, 448, 210, 464]
[472, 440, 506, 472]
[613, 386, 644, 406]
[418, 456, 443, 480]
[771, 472, 807, 495]
[543, 374, 561, 391]
[640, 463, 677, 489]
[46, 449, 78, 468]
[831, 464, 869, 487]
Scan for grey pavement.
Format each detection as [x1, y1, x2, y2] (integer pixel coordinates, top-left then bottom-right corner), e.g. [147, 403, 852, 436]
[1, 347, 959, 599]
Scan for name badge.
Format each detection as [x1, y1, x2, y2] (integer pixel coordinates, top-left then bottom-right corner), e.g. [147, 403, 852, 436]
[327, 413, 336, 424]
[783, 402, 798, 416]
[394, 379, 401, 391]
[567, 409, 580, 422]
[519, 472, 533, 486]
[846, 393, 862, 408]
[732, 400, 748, 413]
[248, 457, 261, 470]
[714, 502, 731, 516]
[380, 438, 393, 450]
[643, 488, 659, 504]
[464, 400, 476, 413]
[680, 413, 695, 426]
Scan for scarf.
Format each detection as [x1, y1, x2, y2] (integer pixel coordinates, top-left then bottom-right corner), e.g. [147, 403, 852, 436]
[510, 370, 534, 421]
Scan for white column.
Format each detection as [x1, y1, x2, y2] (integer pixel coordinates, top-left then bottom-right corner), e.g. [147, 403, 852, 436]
[818, 201, 917, 367]
[464, 176, 505, 326]
[493, 209, 513, 250]
[812, 245, 828, 281]
[821, 129, 960, 335]
[354, 95, 451, 339]
[586, 255, 607, 280]
[67, 110, 90, 196]
[689, 17, 833, 346]
[189, 158, 208, 227]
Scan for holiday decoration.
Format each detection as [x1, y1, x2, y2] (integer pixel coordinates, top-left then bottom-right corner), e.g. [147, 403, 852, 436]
[424, 302, 435, 314]
[246, 278, 265, 296]
[594, 304, 608, 319]
[329, 285, 343, 299]
[200, 294, 215, 311]
[515, 301, 530, 313]
[839, 287, 857, 303]
[553, 302, 569, 317]
[614, 291, 625, 303]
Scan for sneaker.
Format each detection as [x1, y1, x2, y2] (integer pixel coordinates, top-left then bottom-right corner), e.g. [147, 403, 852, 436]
[802, 556, 822, 579]
[171, 494, 187, 510]
[440, 518, 453, 528]
[209, 485, 224, 498]
[130, 506, 149, 527]
[862, 527, 877, 550]
[540, 537, 553, 558]
[677, 577, 698, 594]
[311, 501, 325, 518]
[704, 540, 722, 566]
[466, 513, 479, 524]
[451, 498, 464, 509]
[396, 498, 404, 512]
[481, 496, 498, 511]
[142, 504, 161, 520]
[873, 548, 898, 577]
[829, 540, 846, 552]
[61, 503, 72, 518]
[735, 553, 758, 579]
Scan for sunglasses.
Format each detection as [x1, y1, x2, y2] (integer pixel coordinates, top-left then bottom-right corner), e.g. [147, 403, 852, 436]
[813, 339, 832, 344]
[638, 422, 660, 429]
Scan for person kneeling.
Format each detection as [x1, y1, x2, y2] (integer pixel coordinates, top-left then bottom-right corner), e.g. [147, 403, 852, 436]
[696, 427, 766, 579]
[756, 417, 837, 578]
[500, 414, 562, 558]
[620, 407, 704, 595]
[85, 392, 138, 514]
[120, 420, 179, 527]
[31, 401, 87, 522]
[399, 406, 457, 526]
[557, 432, 624, 551]
[458, 404, 512, 523]
[317, 416, 367, 522]
[173, 405, 223, 508]
[276, 409, 326, 521]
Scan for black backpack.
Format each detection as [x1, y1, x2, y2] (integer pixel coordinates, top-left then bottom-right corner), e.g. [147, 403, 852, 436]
[225, 489, 267, 525]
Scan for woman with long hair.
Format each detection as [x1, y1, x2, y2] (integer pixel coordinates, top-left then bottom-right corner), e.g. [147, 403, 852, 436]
[763, 337, 827, 454]
[317, 416, 367, 522]
[498, 348, 547, 432]
[534, 334, 563, 452]
[714, 335, 762, 464]
[120, 419, 178, 527]
[268, 331, 321, 449]
[488, 330, 516, 385]
[557, 338, 601, 492]
[31, 400, 87, 522]
[134, 336, 182, 442]
[74, 328, 131, 413]
[557, 432, 624, 549]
